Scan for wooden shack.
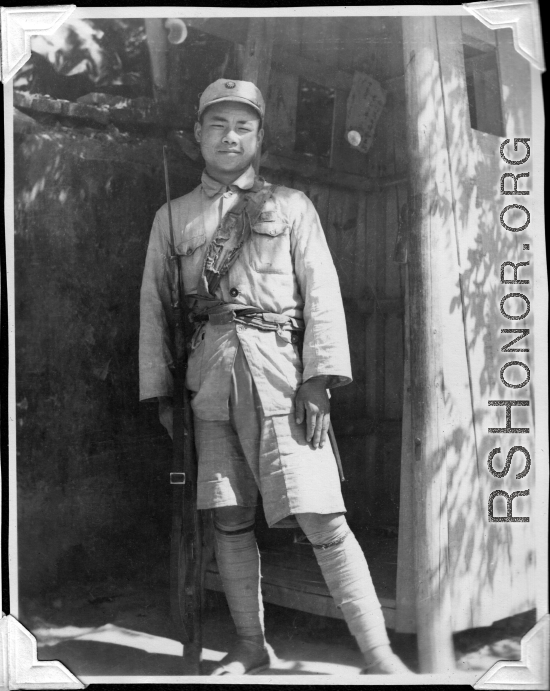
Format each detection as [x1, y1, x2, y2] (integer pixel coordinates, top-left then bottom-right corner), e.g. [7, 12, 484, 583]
[13, 12, 540, 674]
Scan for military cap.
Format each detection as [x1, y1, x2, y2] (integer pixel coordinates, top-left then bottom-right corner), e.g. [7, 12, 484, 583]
[198, 79, 265, 120]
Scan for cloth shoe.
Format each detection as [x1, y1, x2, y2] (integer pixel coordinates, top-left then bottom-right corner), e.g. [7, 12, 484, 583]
[210, 638, 273, 675]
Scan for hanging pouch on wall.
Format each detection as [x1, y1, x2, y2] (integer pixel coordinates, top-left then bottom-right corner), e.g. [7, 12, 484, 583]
[345, 71, 386, 155]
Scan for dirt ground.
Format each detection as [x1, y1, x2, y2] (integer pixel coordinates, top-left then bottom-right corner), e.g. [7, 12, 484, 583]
[18, 573, 535, 682]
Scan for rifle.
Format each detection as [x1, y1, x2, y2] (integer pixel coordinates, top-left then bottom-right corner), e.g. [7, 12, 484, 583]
[163, 146, 203, 674]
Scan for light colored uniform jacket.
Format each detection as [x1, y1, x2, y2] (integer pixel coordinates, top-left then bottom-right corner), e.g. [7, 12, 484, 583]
[139, 166, 352, 420]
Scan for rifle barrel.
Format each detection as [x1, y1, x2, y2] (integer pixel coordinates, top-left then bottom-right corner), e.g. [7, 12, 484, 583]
[163, 146, 202, 674]
[163, 146, 176, 253]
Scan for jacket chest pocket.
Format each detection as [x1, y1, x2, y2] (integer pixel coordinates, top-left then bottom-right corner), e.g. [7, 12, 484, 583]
[176, 233, 206, 258]
[175, 233, 206, 269]
[250, 218, 292, 275]
[174, 233, 207, 291]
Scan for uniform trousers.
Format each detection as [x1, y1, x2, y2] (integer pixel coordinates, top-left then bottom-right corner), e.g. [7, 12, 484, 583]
[194, 344, 346, 527]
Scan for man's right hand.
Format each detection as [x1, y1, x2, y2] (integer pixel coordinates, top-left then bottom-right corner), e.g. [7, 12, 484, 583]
[158, 396, 173, 439]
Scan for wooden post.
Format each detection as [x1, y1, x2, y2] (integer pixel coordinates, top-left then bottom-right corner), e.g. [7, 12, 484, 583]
[401, 16, 456, 673]
[242, 18, 274, 172]
[144, 19, 169, 102]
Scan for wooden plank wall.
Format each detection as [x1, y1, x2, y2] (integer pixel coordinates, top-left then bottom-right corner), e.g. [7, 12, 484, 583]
[359, 25, 407, 527]
[261, 17, 406, 529]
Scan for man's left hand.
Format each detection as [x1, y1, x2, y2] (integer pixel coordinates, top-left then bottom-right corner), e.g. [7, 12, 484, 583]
[295, 377, 330, 449]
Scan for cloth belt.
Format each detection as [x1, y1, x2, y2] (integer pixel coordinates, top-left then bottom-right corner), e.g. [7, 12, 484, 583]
[191, 303, 304, 335]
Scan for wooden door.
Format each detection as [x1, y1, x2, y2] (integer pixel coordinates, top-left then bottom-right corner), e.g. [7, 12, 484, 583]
[261, 16, 407, 534]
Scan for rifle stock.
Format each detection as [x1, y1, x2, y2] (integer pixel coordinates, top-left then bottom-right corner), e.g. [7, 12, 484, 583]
[164, 146, 203, 675]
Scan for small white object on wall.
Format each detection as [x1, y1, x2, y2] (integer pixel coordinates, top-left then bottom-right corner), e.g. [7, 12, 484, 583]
[165, 18, 188, 45]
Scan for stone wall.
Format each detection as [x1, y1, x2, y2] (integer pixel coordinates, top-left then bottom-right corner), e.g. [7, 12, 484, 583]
[14, 120, 200, 597]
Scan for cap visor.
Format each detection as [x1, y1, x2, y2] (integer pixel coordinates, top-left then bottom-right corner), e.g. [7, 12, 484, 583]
[199, 96, 263, 118]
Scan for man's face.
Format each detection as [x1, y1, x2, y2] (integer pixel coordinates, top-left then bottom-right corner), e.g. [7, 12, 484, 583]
[194, 102, 263, 181]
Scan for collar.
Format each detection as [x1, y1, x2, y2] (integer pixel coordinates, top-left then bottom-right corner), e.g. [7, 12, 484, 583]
[201, 165, 257, 198]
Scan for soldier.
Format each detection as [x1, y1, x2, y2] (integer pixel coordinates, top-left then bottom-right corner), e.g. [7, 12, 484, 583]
[140, 79, 409, 675]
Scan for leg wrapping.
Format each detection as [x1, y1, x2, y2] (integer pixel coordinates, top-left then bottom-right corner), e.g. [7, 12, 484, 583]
[214, 520, 264, 639]
[299, 518, 391, 659]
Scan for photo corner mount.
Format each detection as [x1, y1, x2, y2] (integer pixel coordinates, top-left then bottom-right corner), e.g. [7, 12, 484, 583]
[463, 0, 545, 71]
[474, 614, 550, 690]
[0, 613, 86, 689]
[0, 5, 76, 84]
